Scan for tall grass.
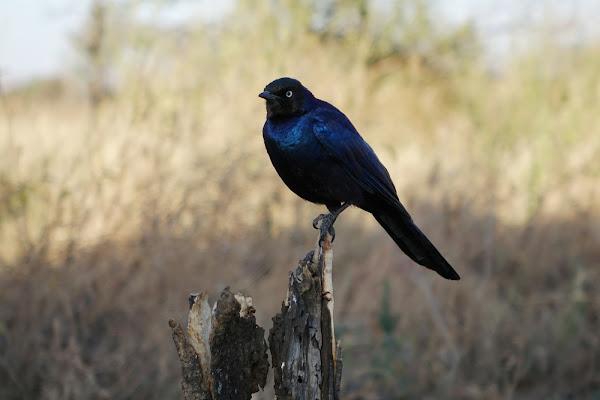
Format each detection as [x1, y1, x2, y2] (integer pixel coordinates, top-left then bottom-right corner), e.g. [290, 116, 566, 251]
[0, 1, 599, 399]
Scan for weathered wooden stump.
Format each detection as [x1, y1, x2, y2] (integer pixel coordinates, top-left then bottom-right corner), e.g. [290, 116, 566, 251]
[169, 288, 269, 400]
[169, 233, 342, 400]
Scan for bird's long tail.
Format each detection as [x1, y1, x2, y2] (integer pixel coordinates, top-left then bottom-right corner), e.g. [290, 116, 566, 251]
[373, 208, 460, 280]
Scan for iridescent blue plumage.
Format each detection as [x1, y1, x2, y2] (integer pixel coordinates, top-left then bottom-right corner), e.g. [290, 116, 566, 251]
[260, 77, 460, 280]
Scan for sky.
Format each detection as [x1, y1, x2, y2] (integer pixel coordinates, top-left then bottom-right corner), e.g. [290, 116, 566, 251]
[1, 0, 599, 89]
[0, 0, 234, 88]
[0, 0, 91, 87]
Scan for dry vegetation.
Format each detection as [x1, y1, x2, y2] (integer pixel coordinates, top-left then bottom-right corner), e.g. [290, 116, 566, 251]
[1, 1, 599, 399]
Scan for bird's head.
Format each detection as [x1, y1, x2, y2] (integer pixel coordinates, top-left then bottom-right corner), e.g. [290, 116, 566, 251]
[259, 77, 311, 119]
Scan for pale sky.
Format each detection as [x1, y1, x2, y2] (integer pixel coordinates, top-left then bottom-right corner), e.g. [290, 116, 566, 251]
[0, 0, 91, 86]
[1, 0, 599, 89]
[0, 0, 234, 88]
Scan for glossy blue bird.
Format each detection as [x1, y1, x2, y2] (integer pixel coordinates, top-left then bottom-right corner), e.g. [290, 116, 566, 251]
[259, 77, 460, 280]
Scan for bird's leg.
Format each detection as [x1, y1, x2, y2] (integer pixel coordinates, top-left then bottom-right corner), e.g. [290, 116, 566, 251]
[312, 202, 351, 243]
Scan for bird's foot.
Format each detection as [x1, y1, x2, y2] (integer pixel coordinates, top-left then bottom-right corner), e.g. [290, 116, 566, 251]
[312, 203, 351, 245]
[312, 213, 337, 244]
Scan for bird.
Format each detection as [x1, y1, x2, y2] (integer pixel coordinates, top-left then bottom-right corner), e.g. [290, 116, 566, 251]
[259, 77, 460, 280]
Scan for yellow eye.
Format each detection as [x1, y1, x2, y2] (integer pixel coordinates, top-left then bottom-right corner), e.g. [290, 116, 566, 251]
[286, 90, 293, 98]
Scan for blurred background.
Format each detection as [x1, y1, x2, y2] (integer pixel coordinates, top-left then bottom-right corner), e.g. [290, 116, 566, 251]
[1, 0, 599, 399]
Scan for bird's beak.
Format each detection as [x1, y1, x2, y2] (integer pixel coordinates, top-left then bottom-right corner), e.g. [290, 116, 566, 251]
[259, 91, 280, 101]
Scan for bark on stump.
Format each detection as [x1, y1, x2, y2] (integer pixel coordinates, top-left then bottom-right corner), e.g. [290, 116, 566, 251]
[169, 289, 269, 400]
[269, 233, 342, 400]
[169, 232, 342, 400]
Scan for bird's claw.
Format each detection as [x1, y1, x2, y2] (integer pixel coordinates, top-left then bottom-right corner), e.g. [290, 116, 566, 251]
[312, 213, 336, 244]
[312, 214, 326, 229]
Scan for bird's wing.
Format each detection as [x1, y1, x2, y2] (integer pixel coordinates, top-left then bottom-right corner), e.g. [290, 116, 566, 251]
[312, 107, 408, 213]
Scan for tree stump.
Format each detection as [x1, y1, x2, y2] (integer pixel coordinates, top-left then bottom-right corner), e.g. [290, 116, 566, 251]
[169, 289, 269, 400]
[269, 233, 342, 399]
[169, 232, 342, 400]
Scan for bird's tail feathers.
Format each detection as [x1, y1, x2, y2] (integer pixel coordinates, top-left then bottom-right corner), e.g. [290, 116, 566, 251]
[373, 209, 460, 280]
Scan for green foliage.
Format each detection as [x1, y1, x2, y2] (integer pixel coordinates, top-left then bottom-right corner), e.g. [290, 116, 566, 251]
[377, 279, 399, 336]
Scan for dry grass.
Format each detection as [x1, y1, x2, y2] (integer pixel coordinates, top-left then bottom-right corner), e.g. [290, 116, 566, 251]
[1, 2, 599, 399]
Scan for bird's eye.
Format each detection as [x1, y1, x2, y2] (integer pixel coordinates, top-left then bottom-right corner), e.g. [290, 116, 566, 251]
[286, 90, 293, 98]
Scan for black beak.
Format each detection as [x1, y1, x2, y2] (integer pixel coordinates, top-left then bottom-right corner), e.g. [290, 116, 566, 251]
[259, 91, 280, 101]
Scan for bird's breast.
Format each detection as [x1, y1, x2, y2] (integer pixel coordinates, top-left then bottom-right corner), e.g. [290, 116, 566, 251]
[263, 115, 363, 206]
[264, 116, 311, 148]
[263, 116, 324, 163]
